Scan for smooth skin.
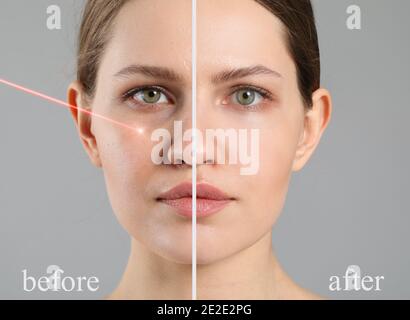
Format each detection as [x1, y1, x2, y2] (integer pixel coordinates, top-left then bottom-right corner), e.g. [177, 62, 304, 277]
[68, 0, 331, 299]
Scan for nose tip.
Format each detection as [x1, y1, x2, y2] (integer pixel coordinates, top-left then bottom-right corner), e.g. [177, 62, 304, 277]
[166, 135, 215, 166]
[162, 119, 219, 167]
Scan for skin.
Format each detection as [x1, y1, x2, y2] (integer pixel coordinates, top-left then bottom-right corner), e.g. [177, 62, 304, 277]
[68, 0, 331, 299]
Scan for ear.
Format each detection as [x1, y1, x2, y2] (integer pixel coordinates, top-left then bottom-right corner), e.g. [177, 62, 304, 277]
[67, 81, 102, 168]
[292, 88, 332, 172]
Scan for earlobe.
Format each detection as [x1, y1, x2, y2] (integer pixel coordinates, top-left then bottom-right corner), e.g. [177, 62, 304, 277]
[292, 88, 332, 172]
[67, 81, 102, 168]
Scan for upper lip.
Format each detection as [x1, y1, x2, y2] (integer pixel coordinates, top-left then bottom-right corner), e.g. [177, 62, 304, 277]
[157, 182, 234, 201]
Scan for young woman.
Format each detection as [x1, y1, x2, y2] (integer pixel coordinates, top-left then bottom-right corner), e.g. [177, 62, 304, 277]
[68, 0, 332, 299]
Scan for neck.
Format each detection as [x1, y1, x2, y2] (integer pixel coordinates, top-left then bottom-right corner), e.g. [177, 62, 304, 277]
[108, 231, 285, 299]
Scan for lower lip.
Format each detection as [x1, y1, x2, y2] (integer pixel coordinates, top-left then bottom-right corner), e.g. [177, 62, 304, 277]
[159, 197, 231, 218]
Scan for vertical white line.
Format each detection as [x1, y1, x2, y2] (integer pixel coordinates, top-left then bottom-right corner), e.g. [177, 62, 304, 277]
[191, 0, 197, 301]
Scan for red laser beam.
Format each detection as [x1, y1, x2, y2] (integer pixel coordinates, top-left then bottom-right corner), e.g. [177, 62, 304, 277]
[0, 78, 138, 132]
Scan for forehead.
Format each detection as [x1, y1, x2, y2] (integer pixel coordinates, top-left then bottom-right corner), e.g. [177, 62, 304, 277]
[197, 0, 292, 79]
[104, 0, 191, 74]
[102, 0, 293, 80]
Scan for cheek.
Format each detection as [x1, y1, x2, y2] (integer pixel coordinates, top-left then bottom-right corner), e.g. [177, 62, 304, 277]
[93, 123, 153, 221]
[248, 117, 300, 220]
[93, 122, 194, 263]
[196, 122, 299, 263]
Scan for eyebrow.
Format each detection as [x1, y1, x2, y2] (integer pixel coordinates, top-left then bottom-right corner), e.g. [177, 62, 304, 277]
[114, 64, 184, 82]
[211, 65, 282, 84]
[114, 64, 282, 84]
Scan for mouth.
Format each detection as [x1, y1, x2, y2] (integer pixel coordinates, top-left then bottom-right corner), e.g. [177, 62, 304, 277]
[156, 182, 235, 218]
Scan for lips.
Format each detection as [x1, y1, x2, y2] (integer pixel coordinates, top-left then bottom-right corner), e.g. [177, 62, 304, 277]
[157, 182, 234, 218]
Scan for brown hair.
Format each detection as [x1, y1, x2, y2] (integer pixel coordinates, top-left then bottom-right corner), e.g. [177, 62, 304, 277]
[255, 0, 321, 108]
[77, 0, 320, 108]
[77, 0, 130, 100]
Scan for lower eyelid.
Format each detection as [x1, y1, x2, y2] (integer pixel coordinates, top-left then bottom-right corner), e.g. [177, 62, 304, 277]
[125, 100, 166, 112]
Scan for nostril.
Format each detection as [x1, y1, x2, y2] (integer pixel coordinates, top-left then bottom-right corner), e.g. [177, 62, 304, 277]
[166, 143, 185, 165]
[174, 155, 184, 165]
[205, 158, 215, 165]
[171, 159, 191, 169]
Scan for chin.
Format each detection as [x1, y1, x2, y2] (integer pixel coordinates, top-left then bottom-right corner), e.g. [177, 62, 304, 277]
[151, 234, 194, 265]
[149, 234, 234, 265]
[195, 240, 237, 265]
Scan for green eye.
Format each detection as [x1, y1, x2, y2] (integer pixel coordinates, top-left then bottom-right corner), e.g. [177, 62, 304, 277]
[141, 89, 162, 104]
[222, 86, 273, 110]
[235, 89, 257, 106]
[127, 87, 169, 105]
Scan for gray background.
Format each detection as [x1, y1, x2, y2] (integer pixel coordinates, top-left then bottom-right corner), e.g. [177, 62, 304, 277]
[0, 0, 409, 299]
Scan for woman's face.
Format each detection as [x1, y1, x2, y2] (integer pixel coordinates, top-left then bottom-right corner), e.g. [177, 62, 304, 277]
[75, 0, 314, 264]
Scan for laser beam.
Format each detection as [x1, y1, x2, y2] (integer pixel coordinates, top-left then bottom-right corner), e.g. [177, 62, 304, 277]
[0, 78, 139, 132]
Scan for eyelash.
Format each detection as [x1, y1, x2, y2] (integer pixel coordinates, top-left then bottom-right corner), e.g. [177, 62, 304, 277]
[121, 84, 275, 110]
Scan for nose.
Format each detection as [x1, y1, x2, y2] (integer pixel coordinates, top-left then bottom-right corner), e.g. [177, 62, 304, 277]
[165, 118, 215, 167]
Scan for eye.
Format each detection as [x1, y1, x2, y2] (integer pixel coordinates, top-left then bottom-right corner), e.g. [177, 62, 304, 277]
[234, 89, 263, 106]
[223, 85, 274, 109]
[136, 88, 168, 104]
[122, 86, 172, 108]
